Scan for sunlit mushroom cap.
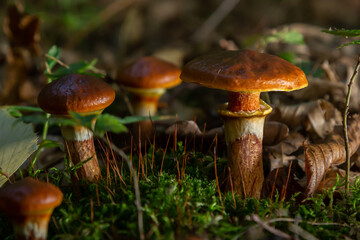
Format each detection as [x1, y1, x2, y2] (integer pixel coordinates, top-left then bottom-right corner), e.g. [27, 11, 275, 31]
[180, 50, 308, 92]
[116, 56, 181, 89]
[38, 73, 115, 115]
[0, 177, 63, 214]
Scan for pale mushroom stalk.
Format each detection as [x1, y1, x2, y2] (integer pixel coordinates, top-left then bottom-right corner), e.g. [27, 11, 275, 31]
[0, 177, 63, 240]
[219, 92, 272, 198]
[61, 123, 99, 181]
[180, 50, 308, 199]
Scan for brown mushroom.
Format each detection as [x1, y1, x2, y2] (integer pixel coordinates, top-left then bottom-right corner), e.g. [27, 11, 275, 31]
[0, 177, 63, 240]
[180, 50, 308, 198]
[38, 73, 115, 181]
[116, 56, 181, 140]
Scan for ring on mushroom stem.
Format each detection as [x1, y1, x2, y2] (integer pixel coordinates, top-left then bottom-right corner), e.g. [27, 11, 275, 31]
[116, 56, 181, 141]
[37, 73, 115, 181]
[180, 50, 308, 199]
[0, 177, 63, 240]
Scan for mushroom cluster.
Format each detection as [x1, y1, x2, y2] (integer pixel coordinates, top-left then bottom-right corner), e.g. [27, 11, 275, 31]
[181, 50, 308, 198]
[38, 73, 115, 181]
[0, 177, 63, 240]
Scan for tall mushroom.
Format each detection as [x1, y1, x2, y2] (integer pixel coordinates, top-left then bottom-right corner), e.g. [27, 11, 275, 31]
[0, 177, 63, 240]
[180, 50, 308, 198]
[38, 73, 115, 181]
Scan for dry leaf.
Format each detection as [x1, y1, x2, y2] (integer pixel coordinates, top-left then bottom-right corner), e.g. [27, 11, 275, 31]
[271, 99, 341, 138]
[265, 132, 305, 170]
[316, 168, 360, 194]
[304, 115, 360, 196]
[263, 121, 289, 146]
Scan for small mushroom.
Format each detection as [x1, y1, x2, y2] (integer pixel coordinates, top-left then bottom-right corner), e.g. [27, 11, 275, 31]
[38, 73, 115, 181]
[181, 50, 308, 198]
[116, 56, 181, 116]
[0, 177, 63, 240]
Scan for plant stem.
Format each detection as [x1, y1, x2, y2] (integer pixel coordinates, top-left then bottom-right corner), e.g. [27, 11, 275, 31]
[343, 55, 360, 194]
[101, 137, 145, 240]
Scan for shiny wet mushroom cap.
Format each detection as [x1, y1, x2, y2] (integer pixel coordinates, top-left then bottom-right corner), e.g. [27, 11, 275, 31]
[180, 49, 307, 92]
[38, 73, 115, 116]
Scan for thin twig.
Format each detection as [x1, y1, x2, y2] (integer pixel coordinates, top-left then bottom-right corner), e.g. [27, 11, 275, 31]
[343, 55, 360, 194]
[191, 0, 241, 42]
[250, 214, 291, 240]
[45, 54, 70, 69]
[100, 137, 145, 240]
[266, 217, 349, 227]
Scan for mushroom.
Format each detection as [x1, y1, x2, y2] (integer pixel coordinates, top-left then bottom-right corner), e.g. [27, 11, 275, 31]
[116, 56, 181, 116]
[180, 50, 308, 198]
[38, 73, 115, 181]
[116, 56, 181, 140]
[0, 177, 63, 240]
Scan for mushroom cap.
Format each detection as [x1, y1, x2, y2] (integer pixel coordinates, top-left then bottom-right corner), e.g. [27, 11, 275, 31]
[0, 177, 63, 214]
[38, 73, 115, 115]
[116, 56, 181, 89]
[180, 50, 308, 92]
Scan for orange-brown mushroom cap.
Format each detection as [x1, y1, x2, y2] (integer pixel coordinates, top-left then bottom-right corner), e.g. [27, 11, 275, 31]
[38, 73, 115, 115]
[116, 56, 181, 89]
[0, 177, 63, 214]
[180, 50, 308, 92]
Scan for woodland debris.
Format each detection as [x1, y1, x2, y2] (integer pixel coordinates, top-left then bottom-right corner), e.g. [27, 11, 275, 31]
[317, 168, 360, 194]
[304, 115, 360, 196]
[270, 99, 342, 139]
[1, 3, 42, 104]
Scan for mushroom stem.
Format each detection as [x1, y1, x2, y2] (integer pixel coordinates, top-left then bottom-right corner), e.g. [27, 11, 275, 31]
[12, 212, 52, 240]
[219, 100, 272, 199]
[132, 95, 160, 116]
[61, 125, 101, 181]
[228, 91, 260, 112]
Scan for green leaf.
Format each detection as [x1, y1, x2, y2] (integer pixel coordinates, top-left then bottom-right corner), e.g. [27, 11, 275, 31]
[95, 114, 128, 136]
[20, 114, 77, 127]
[323, 28, 360, 37]
[39, 139, 61, 149]
[338, 39, 360, 48]
[2, 105, 44, 117]
[46, 45, 62, 71]
[279, 30, 304, 44]
[46, 59, 104, 80]
[0, 110, 38, 187]
[69, 112, 97, 129]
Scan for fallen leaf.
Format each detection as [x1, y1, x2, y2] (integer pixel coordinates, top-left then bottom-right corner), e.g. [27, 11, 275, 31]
[316, 168, 360, 194]
[304, 114, 360, 196]
[271, 99, 341, 138]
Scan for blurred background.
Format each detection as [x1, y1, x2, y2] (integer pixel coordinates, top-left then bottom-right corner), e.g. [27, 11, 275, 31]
[1, 0, 360, 128]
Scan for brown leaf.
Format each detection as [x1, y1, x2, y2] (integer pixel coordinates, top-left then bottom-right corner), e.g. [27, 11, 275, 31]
[304, 115, 360, 196]
[263, 121, 289, 146]
[272, 99, 341, 138]
[265, 132, 305, 170]
[315, 168, 360, 194]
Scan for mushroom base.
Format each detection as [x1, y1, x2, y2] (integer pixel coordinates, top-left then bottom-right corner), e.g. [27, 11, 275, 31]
[12, 212, 52, 240]
[219, 101, 272, 199]
[61, 126, 101, 181]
